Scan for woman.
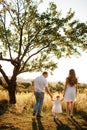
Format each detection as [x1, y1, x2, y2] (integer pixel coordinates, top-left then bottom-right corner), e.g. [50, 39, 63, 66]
[64, 69, 78, 117]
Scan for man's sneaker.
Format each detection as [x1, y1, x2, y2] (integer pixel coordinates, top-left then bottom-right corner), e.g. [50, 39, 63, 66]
[33, 112, 36, 116]
[37, 114, 43, 118]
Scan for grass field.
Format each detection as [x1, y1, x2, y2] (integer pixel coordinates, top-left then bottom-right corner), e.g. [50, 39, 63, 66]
[0, 87, 87, 130]
[0, 107, 87, 130]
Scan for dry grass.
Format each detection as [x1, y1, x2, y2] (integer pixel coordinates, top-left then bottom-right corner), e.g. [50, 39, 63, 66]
[75, 88, 87, 112]
[15, 92, 34, 113]
[0, 108, 86, 130]
[0, 89, 87, 114]
[0, 90, 9, 100]
[0, 89, 87, 130]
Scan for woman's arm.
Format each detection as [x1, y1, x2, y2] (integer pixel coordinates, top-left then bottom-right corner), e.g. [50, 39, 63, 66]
[76, 83, 78, 95]
[63, 78, 68, 97]
[75, 78, 78, 95]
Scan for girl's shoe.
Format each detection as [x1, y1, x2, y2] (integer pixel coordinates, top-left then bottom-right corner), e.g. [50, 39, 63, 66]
[70, 115, 73, 118]
[54, 115, 58, 119]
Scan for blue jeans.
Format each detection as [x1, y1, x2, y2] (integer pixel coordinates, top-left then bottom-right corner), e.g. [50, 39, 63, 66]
[34, 92, 44, 115]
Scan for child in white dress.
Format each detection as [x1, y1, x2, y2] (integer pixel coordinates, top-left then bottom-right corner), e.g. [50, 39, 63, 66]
[52, 95, 63, 119]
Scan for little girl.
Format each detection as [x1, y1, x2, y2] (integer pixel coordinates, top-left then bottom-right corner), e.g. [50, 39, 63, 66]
[52, 95, 63, 119]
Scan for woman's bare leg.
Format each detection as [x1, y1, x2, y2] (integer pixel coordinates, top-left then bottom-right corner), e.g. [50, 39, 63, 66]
[66, 102, 70, 116]
[70, 101, 74, 116]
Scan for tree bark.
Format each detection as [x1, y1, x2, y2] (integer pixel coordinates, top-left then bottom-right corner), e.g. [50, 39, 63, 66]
[7, 81, 16, 104]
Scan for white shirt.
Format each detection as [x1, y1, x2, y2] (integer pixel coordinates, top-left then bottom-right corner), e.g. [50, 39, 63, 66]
[34, 75, 48, 93]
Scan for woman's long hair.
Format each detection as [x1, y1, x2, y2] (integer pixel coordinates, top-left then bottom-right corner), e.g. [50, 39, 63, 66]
[67, 69, 77, 86]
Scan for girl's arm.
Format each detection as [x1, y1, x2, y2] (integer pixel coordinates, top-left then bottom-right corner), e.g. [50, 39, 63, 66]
[60, 97, 64, 101]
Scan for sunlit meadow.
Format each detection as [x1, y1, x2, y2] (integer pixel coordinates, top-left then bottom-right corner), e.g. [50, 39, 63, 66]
[0, 87, 87, 114]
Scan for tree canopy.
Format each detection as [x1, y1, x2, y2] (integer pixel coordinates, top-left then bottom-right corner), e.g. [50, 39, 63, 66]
[0, 0, 87, 79]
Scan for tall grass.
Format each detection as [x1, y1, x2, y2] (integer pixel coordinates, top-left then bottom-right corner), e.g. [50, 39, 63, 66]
[0, 90, 9, 100]
[0, 88, 87, 114]
[75, 88, 87, 112]
[15, 92, 35, 113]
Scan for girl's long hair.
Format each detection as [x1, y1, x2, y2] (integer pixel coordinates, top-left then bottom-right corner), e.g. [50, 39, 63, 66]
[67, 69, 77, 86]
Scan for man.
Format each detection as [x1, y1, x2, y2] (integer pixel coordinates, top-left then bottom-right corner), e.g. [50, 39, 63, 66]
[33, 71, 52, 118]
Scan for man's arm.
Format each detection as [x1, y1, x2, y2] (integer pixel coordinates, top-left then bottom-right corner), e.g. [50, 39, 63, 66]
[45, 87, 53, 99]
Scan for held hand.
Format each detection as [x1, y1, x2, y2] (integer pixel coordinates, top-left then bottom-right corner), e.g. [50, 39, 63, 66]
[63, 92, 65, 97]
[61, 97, 64, 101]
[50, 94, 53, 99]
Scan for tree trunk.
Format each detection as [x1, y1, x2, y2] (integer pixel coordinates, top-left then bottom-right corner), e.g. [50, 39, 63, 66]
[0, 65, 17, 104]
[8, 81, 16, 104]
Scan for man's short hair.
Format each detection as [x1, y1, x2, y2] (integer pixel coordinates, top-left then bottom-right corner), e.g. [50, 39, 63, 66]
[43, 71, 48, 75]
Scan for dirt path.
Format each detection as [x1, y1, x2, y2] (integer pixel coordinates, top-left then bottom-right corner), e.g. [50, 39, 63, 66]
[0, 110, 87, 130]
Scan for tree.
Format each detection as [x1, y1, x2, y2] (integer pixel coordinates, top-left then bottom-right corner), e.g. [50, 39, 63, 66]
[0, 0, 87, 104]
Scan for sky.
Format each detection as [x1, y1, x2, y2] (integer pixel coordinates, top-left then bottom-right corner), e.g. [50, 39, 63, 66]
[36, 0, 87, 83]
[38, 0, 87, 22]
[0, 0, 87, 83]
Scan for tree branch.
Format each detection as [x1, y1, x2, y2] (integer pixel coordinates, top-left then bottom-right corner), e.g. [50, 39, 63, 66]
[0, 3, 13, 60]
[20, 29, 42, 62]
[0, 64, 10, 84]
[0, 57, 19, 66]
[19, 44, 49, 73]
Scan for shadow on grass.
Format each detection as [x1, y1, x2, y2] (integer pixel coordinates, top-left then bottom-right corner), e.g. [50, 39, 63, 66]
[76, 111, 87, 130]
[68, 117, 82, 130]
[0, 99, 8, 116]
[78, 111, 87, 121]
[32, 117, 45, 130]
[54, 117, 71, 130]
[32, 118, 37, 130]
[0, 124, 20, 130]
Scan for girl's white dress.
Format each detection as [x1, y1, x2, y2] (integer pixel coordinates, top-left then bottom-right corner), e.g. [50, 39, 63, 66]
[64, 85, 76, 102]
[52, 99, 62, 113]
